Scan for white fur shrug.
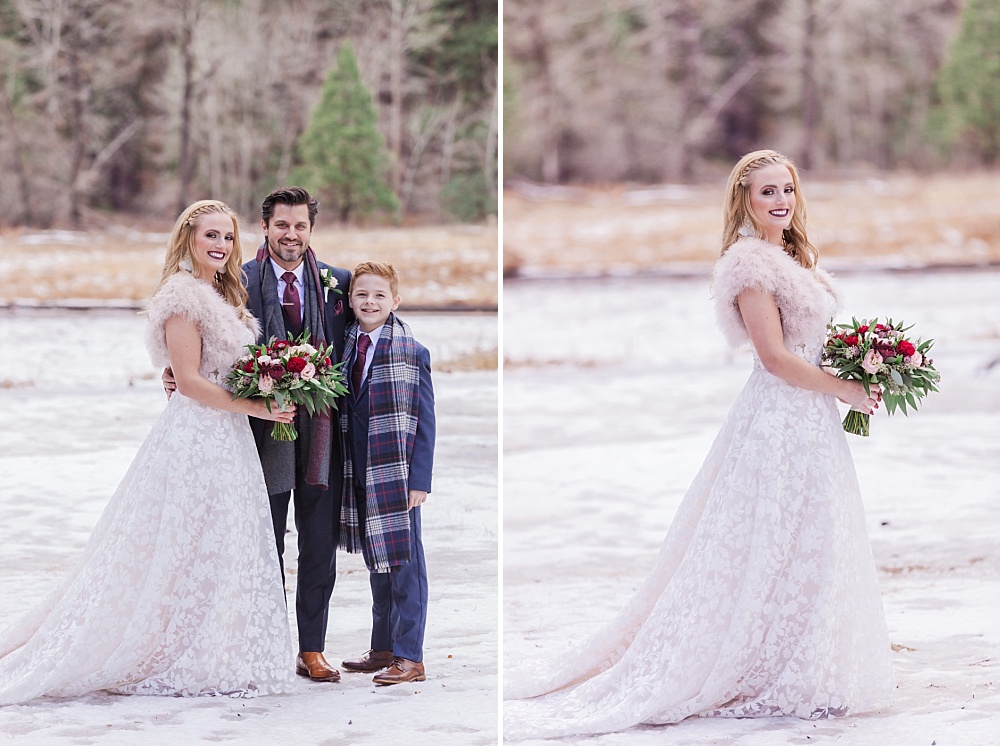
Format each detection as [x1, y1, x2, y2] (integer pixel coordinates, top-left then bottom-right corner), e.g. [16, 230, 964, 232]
[145, 272, 260, 380]
[712, 237, 839, 349]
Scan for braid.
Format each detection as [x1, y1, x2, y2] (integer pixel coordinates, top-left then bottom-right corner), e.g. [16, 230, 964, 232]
[184, 203, 222, 227]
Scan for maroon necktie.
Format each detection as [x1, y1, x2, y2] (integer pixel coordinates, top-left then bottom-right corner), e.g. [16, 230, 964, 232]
[281, 271, 302, 334]
[352, 333, 371, 393]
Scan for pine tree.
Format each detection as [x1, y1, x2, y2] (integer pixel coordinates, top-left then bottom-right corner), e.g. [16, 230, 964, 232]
[292, 43, 399, 222]
[928, 0, 1000, 165]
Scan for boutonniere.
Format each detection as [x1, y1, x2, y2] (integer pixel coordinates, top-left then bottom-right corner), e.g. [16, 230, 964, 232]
[320, 268, 342, 302]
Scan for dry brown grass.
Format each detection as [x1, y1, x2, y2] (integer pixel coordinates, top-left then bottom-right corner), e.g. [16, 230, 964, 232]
[0, 223, 498, 308]
[437, 347, 499, 372]
[504, 172, 1000, 274]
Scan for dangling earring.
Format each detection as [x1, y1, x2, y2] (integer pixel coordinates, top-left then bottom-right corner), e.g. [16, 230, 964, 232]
[738, 222, 755, 238]
[179, 257, 193, 272]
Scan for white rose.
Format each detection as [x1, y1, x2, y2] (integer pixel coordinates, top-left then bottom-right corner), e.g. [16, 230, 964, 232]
[257, 354, 272, 366]
[300, 362, 316, 381]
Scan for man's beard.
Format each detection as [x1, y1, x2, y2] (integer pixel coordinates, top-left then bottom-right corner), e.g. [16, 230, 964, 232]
[267, 236, 307, 264]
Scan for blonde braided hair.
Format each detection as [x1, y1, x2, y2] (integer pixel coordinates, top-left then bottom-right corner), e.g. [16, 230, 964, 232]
[721, 150, 817, 269]
[156, 200, 249, 314]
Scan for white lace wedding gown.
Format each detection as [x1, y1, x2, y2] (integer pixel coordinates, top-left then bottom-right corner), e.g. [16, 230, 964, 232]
[0, 272, 295, 704]
[503, 238, 893, 740]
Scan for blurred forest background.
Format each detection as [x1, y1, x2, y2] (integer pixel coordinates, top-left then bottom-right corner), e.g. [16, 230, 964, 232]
[0, 0, 497, 226]
[505, 0, 997, 182]
[503, 0, 1000, 275]
[0, 0, 498, 315]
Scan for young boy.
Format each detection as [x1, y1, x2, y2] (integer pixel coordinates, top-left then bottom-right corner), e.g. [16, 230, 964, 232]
[339, 261, 436, 685]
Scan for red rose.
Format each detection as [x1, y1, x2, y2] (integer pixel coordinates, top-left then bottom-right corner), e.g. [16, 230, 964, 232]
[897, 340, 916, 357]
[323, 357, 332, 367]
[858, 325, 869, 334]
[287, 356, 307, 373]
[242, 360, 255, 372]
[845, 335, 859, 346]
[272, 340, 290, 351]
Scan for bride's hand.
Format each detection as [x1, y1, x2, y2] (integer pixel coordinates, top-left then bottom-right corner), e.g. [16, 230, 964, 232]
[841, 381, 881, 414]
[253, 400, 296, 423]
[162, 367, 176, 399]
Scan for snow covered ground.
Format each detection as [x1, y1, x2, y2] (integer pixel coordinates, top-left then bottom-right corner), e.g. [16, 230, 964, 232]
[503, 268, 1000, 745]
[0, 310, 498, 745]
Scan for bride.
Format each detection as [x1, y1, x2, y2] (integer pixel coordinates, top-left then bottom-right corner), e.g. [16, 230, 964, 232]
[0, 200, 297, 703]
[503, 150, 894, 739]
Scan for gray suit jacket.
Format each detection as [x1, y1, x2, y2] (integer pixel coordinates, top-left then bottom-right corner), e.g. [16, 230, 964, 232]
[242, 254, 353, 495]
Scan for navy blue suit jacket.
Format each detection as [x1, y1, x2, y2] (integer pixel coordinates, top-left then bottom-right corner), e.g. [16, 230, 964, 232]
[348, 339, 435, 495]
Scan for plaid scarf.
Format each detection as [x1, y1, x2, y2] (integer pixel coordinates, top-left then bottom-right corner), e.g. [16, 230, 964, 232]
[256, 244, 333, 490]
[340, 314, 421, 573]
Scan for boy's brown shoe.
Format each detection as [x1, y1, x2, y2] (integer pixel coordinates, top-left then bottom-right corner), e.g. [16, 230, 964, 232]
[372, 657, 426, 685]
[342, 649, 394, 673]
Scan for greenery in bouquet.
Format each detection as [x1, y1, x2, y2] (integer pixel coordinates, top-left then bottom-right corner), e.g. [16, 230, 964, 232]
[822, 318, 941, 436]
[226, 332, 348, 441]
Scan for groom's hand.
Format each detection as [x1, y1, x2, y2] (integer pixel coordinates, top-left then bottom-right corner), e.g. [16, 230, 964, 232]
[162, 367, 177, 399]
[407, 490, 427, 510]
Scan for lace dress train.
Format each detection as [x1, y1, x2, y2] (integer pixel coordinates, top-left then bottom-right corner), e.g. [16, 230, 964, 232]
[504, 354, 893, 738]
[0, 273, 295, 703]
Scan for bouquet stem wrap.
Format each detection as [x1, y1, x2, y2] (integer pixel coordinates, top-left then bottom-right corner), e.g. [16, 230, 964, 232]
[842, 409, 870, 437]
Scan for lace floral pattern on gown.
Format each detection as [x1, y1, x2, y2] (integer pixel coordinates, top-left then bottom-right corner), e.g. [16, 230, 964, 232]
[0, 273, 295, 704]
[503, 239, 893, 740]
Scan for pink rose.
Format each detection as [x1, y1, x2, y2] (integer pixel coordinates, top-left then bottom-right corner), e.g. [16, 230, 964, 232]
[258, 374, 274, 394]
[300, 362, 316, 381]
[909, 351, 922, 367]
[862, 348, 883, 374]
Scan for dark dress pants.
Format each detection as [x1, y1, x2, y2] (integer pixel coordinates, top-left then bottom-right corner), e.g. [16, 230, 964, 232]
[357, 486, 428, 662]
[271, 477, 342, 653]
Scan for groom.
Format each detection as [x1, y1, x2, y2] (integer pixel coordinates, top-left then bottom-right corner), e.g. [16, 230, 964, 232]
[244, 186, 353, 682]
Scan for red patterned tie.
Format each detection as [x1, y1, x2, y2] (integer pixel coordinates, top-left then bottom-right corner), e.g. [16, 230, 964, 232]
[281, 271, 302, 334]
[352, 333, 371, 393]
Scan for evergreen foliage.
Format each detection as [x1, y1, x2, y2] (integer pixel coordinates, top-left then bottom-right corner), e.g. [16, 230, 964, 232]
[292, 42, 399, 223]
[928, 0, 1000, 165]
[419, 0, 498, 102]
[415, 0, 498, 221]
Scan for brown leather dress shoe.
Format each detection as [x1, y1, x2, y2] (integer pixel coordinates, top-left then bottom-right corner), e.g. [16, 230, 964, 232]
[372, 657, 426, 686]
[296, 652, 341, 682]
[342, 649, 394, 673]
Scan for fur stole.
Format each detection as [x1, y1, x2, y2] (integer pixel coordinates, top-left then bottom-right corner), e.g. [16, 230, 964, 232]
[145, 272, 260, 380]
[712, 236, 839, 349]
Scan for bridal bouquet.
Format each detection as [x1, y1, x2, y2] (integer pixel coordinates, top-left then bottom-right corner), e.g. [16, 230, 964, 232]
[822, 318, 940, 437]
[226, 332, 348, 441]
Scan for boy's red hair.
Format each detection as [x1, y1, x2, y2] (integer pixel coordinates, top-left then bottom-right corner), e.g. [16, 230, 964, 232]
[352, 261, 399, 296]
